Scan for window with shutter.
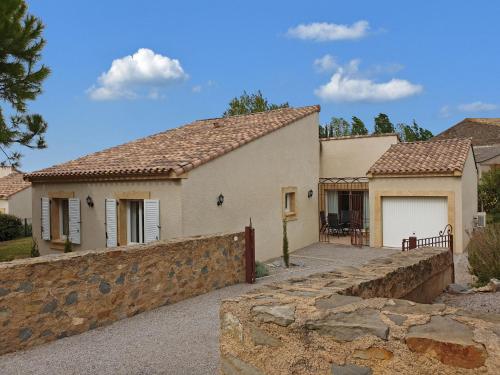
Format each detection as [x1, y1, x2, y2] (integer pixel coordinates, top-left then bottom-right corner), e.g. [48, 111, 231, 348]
[68, 198, 81, 244]
[105, 199, 117, 247]
[41, 197, 51, 240]
[144, 199, 160, 243]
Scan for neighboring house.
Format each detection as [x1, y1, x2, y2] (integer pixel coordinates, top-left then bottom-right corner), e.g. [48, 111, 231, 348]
[25, 106, 320, 258]
[367, 138, 477, 253]
[0, 169, 32, 220]
[434, 118, 500, 177]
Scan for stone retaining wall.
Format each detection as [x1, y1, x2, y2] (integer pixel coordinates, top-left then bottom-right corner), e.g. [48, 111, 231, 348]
[0, 232, 245, 355]
[220, 248, 500, 374]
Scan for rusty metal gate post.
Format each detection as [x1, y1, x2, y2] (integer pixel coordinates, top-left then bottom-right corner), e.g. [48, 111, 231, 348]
[245, 223, 256, 284]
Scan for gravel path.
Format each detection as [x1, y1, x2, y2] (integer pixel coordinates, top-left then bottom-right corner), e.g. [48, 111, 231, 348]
[0, 243, 396, 375]
[435, 292, 500, 314]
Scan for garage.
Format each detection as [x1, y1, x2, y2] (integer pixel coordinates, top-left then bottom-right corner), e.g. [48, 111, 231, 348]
[367, 138, 478, 253]
[382, 196, 448, 248]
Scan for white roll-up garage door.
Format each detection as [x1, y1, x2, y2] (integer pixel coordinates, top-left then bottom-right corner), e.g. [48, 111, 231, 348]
[382, 197, 448, 248]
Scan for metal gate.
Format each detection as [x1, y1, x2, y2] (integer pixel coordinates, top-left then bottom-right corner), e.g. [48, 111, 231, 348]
[318, 177, 369, 246]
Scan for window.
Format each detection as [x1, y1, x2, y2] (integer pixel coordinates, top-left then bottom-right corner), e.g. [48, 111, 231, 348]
[59, 199, 69, 239]
[282, 187, 297, 220]
[127, 200, 144, 244]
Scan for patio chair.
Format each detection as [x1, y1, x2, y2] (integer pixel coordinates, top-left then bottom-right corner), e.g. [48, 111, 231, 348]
[327, 213, 346, 237]
[319, 211, 328, 233]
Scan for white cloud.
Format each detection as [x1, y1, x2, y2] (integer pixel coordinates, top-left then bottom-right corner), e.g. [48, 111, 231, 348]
[287, 21, 369, 41]
[439, 105, 452, 118]
[314, 59, 422, 102]
[313, 54, 337, 72]
[192, 85, 202, 93]
[88, 48, 187, 100]
[457, 101, 497, 112]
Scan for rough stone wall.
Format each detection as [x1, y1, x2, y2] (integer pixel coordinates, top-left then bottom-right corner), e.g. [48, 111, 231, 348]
[220, 248, 500, 374]
[0, 232, 245, 355]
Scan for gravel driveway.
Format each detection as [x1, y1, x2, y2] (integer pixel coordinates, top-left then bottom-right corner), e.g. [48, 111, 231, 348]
[0, 243, 397, 375]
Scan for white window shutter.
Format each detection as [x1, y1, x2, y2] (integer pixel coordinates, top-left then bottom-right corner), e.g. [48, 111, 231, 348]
[105, 199, 117, 248]
[68, 198, 81, 244]
[41, 197, 51, 240]
[144, 199, 160, 243]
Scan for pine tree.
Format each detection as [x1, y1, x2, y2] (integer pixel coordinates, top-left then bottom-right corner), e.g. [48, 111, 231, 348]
[327, 117, 351, 137]
[374, 113, 395, 134]
[0, 0, 50, 167]
[351, 116, 368, 135]
[397, 120, 433, 142]
[223, 90, 288, 117]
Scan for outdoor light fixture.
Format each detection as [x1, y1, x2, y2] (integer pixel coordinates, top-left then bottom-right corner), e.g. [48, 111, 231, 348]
[217, 193, 224, 206]
[308, 189, 314, 198]
[86, 196, 94, 208]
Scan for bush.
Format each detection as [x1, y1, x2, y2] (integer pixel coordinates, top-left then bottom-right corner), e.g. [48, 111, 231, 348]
[30, 237, 40, 257]
[0, 213, 23, 241]
[467, 224, 500, 286]
[282, 219, 289, 268]
[64, 237, 72, 253]
[256, 261, 269, 278]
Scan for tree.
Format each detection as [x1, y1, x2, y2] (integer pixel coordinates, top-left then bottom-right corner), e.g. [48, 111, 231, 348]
[374, 113, 395, 134]
[323, 117, 351, 138]
[223, 90, 288, 117]
[351, 116, 368, 135]
[0, 0, 50, 167]
[397, 120, 433, 142]
[479, 169, 500, 214]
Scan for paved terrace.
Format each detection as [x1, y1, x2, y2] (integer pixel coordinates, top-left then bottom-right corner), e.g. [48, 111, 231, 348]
[0, 244, 396, 375]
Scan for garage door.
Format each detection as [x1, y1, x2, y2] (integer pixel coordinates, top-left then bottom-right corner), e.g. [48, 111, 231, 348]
[382, 197, 448, 248]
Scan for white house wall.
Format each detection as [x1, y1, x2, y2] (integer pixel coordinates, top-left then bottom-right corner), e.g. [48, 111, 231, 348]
[7, 187, 32, 220]
[31, 180, 182, 254]
[180, 113, 320, 260]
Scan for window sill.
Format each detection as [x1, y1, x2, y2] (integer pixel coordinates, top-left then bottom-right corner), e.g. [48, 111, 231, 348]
[284, 213, 298, 221]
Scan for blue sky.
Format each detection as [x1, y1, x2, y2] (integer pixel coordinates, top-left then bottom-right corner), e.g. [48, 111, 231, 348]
[18, 0, 500, 171]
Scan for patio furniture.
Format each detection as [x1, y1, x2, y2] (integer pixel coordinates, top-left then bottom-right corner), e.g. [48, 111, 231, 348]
[327, 213, 347, 237]
[319, 211, 328, 233]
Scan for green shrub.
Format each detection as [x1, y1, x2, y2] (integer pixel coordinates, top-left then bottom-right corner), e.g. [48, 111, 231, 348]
[64, 237, 72, 253]
[30, 237, 40, 257]
[0, 213, 23, 241]
[282, 219, 289, 268]
[256, 261, 269, 278]
[467, 224, 500, 286]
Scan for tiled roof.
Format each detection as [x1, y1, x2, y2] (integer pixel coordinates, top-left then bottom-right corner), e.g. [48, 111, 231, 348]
[26, 105, 320, 181]
[0, 171, 31, 198]
[434, 118, 500, 146]
[367, 138, 472, 176]
[474, 144, 500, 163]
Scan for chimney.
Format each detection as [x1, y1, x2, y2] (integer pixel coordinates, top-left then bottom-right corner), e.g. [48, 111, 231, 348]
[0, 166, 13, 178]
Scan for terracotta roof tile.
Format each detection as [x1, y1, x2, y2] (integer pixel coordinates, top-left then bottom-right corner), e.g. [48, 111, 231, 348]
[368, 138, 472, 176]
[0, 171, 31, 198]
[26, 105, 320, 181]
[434, 118, 500, 146]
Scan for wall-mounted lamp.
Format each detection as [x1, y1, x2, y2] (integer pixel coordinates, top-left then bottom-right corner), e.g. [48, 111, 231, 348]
[86, 196, 94, 208]
[217, 193, 224, 206]
[307, 189, 314, 199]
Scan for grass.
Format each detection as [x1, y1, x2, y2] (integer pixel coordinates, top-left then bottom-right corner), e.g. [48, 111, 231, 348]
[0, 237, 32, 262]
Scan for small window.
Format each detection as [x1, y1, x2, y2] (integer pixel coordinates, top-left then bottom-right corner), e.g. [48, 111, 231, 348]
[59, 199, 69, 238]
[282, 187, 297, 219]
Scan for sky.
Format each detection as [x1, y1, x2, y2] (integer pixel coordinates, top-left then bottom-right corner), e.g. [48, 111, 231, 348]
[15, 0, 500, 171]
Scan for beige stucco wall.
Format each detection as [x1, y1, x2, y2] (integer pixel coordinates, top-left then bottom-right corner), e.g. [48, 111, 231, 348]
[320, 135, 398, 177]
[31, 180, 182, 254]
[369, 176, 464, 252]
[180, 113, 320, 260]
[461, 149, 478, 249]
[7, 187, 32, 219]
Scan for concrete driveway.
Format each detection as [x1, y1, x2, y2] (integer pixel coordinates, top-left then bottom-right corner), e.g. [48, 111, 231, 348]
[0, 243, 397, 375]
